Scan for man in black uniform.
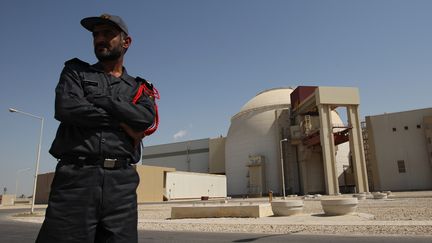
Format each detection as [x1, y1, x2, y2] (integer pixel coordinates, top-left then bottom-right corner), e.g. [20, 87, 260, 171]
[36, 14, 155, 243]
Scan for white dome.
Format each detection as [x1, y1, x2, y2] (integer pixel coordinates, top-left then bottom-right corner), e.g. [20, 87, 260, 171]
[233, 88, 294, 121]
[226, 87, 294, 196]
[225, 87, 350, 196]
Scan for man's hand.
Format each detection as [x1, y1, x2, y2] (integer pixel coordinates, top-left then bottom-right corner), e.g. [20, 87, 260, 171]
[120, 123, 145, 148]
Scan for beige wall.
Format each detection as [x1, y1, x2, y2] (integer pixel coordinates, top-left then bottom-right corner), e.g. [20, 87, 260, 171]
[135, 165, 175, 203]
[0, 194, 15, 206]
[35, 165, 175, 204]
[209, 137, 226, 174]
[306, 151, 325, 194]
[366, 108, 432, 191]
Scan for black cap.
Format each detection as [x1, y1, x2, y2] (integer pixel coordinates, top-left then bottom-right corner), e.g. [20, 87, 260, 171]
[81, 14, 128, 35]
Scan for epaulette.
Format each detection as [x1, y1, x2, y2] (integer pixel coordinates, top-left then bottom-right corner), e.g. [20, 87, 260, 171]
[64, 58, 90, 69]
[136, 76, 154, 91]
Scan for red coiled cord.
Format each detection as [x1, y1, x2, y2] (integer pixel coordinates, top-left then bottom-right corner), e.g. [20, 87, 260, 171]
[132, 83, 160, 136]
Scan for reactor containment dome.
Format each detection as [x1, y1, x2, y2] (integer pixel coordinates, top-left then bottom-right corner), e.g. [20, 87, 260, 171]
[225, 87, 349, 196]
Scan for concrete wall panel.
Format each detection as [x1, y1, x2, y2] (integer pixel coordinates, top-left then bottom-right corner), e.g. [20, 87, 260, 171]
[165, 171, 226, 199]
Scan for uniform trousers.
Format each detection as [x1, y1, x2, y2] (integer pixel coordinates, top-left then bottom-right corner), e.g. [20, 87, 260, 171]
[36, 159, 140, 243]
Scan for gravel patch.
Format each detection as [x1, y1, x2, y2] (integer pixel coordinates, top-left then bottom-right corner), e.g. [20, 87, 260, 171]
[138, 222, 432, 236]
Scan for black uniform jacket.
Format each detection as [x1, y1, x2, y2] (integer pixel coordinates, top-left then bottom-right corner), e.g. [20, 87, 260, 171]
[49, 58, 155, 163]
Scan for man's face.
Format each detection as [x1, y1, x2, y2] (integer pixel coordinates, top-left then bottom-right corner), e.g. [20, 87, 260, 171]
[92, 24, 124, 62]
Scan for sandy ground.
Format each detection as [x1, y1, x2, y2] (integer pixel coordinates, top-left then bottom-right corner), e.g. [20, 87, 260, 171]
[136, 191, 432, 235]
[6, 191, 432, 236]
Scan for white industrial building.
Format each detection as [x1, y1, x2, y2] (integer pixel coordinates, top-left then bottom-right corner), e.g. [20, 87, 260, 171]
[365, 108, 432, 191]
[142, 137, 226, 175]
[142, 138, 210, 173]
[142, 86, 366, 197]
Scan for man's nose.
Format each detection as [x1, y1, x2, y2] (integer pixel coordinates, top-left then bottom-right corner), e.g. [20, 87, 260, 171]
[94, 34, 104, 43]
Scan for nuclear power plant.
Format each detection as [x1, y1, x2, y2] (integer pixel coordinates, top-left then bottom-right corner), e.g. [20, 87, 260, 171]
[143, 86, 369, 197]
[34, 85, 432, 202]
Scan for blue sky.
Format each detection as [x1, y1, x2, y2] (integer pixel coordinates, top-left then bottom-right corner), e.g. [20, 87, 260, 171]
[1, 0, 431, 196]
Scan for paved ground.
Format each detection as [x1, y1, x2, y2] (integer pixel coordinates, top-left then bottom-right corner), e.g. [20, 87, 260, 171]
[0, 209, 41, 243]
[1, 209, 432, 243]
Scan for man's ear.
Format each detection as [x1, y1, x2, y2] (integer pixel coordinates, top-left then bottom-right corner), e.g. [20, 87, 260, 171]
[123, 36, 132, 49]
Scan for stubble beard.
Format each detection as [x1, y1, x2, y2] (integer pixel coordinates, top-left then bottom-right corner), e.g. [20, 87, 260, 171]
[94, 43, 123, 62]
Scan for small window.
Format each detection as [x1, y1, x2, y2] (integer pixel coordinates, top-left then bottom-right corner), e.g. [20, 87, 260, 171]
[397, 160, 406, 173]
[417, 124, 421, 129]
[404, 126, 408, 130]
[428, 137, 432, 144]
[392, 128, 397, 132]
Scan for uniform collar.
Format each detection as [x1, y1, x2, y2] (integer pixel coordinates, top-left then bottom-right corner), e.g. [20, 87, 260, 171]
[90, 62, 135, 86]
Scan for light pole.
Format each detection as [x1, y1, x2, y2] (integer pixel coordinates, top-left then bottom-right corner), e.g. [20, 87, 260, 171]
[279, 138, 288, 199]
[15, 167, 31, 198]
[9, 108, 44, 214]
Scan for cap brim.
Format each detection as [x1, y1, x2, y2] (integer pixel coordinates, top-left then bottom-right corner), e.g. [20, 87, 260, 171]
[80, 17, 117, 32]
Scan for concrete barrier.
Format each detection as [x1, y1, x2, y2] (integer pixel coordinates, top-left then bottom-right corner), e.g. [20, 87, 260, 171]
[372, 192, 388, 199]
[271, 199, 304, 216]
[321, 197, 358, 216]
[14, 198, 31, 204]
[171, 203, 273, 219]
[353, 193, 366, 200]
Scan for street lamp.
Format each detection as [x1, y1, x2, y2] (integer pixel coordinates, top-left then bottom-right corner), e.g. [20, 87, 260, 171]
[279, 138, 288, 199]
[15, 167, 31, 198]
[9, 108, 44, 214]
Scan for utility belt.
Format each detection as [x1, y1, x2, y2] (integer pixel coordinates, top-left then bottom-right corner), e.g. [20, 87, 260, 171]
[58, 155, 132, 169]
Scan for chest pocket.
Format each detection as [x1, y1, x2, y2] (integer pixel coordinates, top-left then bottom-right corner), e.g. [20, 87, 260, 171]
[81, 79, 101, 96]
[111, 81, 135, 102]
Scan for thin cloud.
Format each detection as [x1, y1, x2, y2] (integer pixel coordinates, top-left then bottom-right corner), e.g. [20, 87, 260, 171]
[173, 130, 188, 140]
